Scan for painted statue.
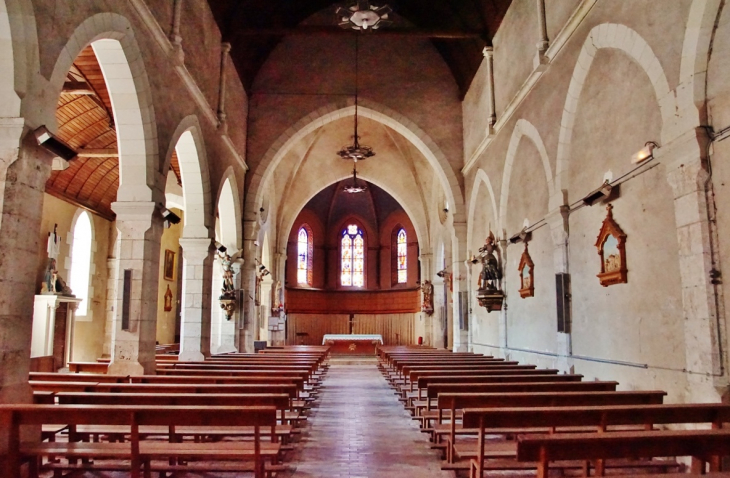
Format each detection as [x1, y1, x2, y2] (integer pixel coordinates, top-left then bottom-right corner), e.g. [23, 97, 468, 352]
[421, 280, 434, 315]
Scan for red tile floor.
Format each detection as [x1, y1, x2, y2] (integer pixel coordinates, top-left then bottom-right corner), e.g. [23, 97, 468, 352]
[279, 362, 455, 477]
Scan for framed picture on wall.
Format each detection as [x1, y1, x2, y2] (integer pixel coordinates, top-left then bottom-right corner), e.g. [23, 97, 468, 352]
[164, 249, 176, 281]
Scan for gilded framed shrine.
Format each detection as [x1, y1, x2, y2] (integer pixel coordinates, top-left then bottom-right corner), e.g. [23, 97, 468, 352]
[595, 204, 627, 287]
[518, 244, 534, 298]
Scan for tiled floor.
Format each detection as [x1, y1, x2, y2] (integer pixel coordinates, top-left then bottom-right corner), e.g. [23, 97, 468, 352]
[282, 363, 455, 477]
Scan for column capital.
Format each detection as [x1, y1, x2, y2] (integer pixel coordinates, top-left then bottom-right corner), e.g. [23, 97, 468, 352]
[179, 237, 213, 263]
[482, 46, 494, 58]
[111, 201, 157, 222]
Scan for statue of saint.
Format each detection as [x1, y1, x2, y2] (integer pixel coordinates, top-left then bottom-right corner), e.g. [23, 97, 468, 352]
[218, 251, 235, 294]
[473, 232, 502, 292]
[421, 280, 434, 315]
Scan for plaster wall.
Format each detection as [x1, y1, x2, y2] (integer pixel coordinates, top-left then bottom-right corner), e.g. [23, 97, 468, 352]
[156, 210, 183, 345]
[463, 1, 698, 400]
[37, 194, 111, 362]
[247, 29, 463, 195]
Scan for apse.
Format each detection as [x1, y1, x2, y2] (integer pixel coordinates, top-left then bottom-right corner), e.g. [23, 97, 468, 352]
[283, 179, 420, 345]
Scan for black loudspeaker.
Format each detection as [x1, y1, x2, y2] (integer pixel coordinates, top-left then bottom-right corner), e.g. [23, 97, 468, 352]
[555, 273, 571, 333]
[253, 340, 267, 352]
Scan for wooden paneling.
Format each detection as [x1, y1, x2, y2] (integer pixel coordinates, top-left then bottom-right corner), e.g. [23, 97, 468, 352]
[286, 313, 415, 346]
[286, 288, 419, 314]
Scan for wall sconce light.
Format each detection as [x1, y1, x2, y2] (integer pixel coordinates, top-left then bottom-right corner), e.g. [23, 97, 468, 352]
[160, 207, 182, 225]
[631, 141, 659, 164]
[34, 126, 77, 161]
[509, 228, 532, 244]
[582, 180, 613, 206]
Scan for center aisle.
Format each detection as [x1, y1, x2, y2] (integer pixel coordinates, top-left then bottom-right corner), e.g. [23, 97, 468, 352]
[285, 361, 455, 477]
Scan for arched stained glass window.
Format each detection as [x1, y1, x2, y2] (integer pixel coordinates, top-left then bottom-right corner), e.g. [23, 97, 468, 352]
[397, 228, 407, 283]
[297, 225, 313, 285]
[70, 211, 93, 316]
[341, 224, 365, 287]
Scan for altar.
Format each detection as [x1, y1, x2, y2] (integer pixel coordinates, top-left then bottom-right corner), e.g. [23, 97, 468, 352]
[322, 334, 383, 355]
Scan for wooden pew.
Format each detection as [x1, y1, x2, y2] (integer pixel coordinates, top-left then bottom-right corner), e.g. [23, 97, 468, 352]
[67, 362, 110, 374]
[435, 390, 667, 464]
[1, 404, 279, 478]
[464, 403, 730, 477]
[398, 367, 559, 394]
[517, 429, 730, 478]
[30, 372, 127, 383]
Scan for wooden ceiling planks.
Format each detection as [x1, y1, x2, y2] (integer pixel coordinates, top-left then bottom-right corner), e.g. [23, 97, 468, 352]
[46, 46, 182, 220]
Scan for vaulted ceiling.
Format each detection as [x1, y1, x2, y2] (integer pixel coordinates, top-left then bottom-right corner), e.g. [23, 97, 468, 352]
[48, 46, 181, 221]
[207, 0, 512, 97]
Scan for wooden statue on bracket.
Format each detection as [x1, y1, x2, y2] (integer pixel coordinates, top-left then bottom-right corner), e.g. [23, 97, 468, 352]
[471, 231, 504, 312]
[518, 243, 534, 298]
[595, 204, 627, 287]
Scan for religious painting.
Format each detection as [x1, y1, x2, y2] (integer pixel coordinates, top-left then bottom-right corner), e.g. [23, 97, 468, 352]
[163, 285, 173, 312]
[595, 204, 627, 287]
[518, 244, 534, 298]
[164, 249, 176, 281]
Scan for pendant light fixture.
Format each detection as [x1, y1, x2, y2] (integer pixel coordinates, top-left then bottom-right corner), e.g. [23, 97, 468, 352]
[343, 164, 368, 194]
[336, 0, 392, 32]
[337, 35, 375, 161]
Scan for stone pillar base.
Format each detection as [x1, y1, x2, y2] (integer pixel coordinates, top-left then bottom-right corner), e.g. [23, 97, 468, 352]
[108, 360, 148, 376]
[178, 350, 205, 362]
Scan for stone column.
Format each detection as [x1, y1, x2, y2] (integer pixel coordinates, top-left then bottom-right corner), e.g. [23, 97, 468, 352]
[419, 252, 433, 346]
[102, 250, 119, 357]
[663, 128, 727, 402]
[546, 203, 572, 372]
[178, 237, 214, 361]
[0, 120, 49, 404]
[240, 218, 260, 353]
[534, 0, 549, 69]
[498, 237, 509, 351]
[170, 0, 185, 64]
[451, 222, 469, 352]
[107, 201, 163, 375]
[482, 47, 496, 135]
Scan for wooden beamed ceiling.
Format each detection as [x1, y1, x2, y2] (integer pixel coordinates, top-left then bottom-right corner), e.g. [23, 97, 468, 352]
[47, 46, 181, 221]
[207, 0, 512, 97]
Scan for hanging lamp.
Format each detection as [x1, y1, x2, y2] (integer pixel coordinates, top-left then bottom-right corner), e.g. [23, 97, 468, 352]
[336, 0, 392, 32]
[343, 164, 368, 194]
[337, 35, 376, 161]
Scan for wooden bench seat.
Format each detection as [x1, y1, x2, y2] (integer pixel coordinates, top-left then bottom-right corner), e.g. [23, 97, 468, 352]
[517, 428, 730, 477]
[435, 391, 666, 464]
[1, 404, 279, 478]
[463, 403, 730, 477]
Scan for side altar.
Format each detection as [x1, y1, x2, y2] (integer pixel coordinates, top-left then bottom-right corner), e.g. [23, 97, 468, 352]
[322, 334, 383, 355]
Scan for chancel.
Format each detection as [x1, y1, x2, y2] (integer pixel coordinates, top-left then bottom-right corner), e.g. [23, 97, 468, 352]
[1, 0, 730, 476]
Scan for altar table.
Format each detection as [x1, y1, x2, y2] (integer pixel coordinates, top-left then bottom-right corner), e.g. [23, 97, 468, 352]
[322, 334, 384, 355]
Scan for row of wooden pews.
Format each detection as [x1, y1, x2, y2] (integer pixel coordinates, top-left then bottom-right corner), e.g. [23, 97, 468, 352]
[377, 345, 730, 477]
[2, 345, 330, 478]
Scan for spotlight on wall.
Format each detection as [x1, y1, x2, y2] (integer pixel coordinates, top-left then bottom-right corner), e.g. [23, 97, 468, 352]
[34, 126, 77, 161]
[509, 228, 532, 244]
[160, 207, 181, 225]
[581, 180, 613, 206]
[214, 241, 227, 253]
[631, 141, 659, 164]
[436, 268, 448, 278]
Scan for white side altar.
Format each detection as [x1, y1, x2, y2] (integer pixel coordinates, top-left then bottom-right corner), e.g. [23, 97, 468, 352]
[31, 295, 82, 369]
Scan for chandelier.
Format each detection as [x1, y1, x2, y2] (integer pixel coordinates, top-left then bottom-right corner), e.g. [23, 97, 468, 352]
[337, 35, 376, 161]
[336, 0, 392, 31]
[343, 165, 367, 194]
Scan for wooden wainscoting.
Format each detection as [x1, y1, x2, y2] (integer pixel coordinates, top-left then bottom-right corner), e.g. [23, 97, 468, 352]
[286, 313, 416, 346]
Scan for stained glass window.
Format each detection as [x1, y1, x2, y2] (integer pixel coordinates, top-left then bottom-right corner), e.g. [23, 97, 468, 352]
[341, 225, 364, 287]
[397, 228, 407, 283]
[296, 225, 313, 285]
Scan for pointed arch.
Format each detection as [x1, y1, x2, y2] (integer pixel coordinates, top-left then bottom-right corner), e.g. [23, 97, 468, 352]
[499, 119, 553, 230]
[69, 209, 94, 317]
[165, 116, 212, 239]
[216, 166, 242, 251]
[246, 99, 465, 227]
[554, 23, 674, 193]
[49, 13, 159, 201]
[467, 169, 499, 253]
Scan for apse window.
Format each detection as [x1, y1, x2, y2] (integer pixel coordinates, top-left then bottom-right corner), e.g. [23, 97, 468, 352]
[69, 211, 93, 316]
[341, 224, 365, 287]
[297, 225, 313, 286]
[397, 228, 407, 283]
